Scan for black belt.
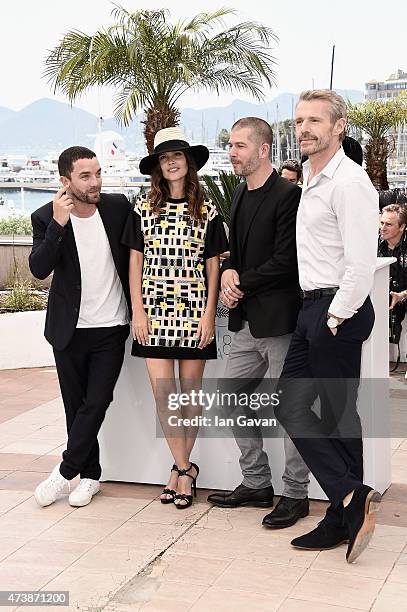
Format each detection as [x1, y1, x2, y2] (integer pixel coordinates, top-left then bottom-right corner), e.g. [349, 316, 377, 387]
[302, 287, 339, 300]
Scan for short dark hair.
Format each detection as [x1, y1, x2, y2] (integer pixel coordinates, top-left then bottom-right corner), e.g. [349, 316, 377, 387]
[231, 117, 273, 147]
[342, 136, 363, 166]
[58, 146, 97, 178]
[382, 204, 407, 227]
[278, 159, 302, 181]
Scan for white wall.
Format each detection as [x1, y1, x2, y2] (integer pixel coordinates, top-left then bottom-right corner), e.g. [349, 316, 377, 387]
[0, 310, 54, 370]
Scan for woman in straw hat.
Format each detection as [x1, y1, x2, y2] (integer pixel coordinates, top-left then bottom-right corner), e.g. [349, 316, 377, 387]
[122, 127, 228, 508]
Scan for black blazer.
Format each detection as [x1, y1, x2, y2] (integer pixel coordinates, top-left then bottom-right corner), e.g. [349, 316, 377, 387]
[222, 171, 302, 338]
[29, 193, 132, 351]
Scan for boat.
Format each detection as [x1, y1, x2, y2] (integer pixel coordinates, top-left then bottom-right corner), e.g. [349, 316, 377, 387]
[199, 147, 233, 179]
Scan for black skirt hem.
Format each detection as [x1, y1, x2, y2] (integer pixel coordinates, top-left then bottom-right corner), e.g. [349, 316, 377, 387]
[131, 340, 217, 360]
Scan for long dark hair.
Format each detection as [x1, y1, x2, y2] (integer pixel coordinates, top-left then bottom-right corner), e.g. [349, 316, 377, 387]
[148, 151, 205, 222]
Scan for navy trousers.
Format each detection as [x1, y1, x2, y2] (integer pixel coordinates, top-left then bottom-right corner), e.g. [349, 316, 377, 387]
[275, 295, 375, 512]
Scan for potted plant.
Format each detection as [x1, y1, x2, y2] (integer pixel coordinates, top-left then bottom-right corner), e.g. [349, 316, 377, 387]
[0, 220, 53, 369]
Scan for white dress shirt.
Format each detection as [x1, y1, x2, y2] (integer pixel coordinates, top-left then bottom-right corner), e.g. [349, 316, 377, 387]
[70, 209, 128, 328]
[297, 147, 379, 319]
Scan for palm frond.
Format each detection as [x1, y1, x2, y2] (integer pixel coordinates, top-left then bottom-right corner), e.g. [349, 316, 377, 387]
[43, 8, 279, 146]
[347, 98, 407, 139]
[347, 97, 407, 189]
[113, 84, 147, 126]
[182, 8, 235, 34]
[201, 171, 242, 226]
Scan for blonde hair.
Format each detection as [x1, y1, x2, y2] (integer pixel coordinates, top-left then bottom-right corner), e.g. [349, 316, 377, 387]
[297, 89, 347, 142]
[382, 204, 407, 227]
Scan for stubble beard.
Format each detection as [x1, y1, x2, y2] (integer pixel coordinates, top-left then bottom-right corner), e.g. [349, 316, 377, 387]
[233, 154, 261, 178]
[70, 185, 101, 205]
[300, 132, 332, 157]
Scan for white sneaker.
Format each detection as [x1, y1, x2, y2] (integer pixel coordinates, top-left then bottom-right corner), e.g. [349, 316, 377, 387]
[69, 478, 100, 507]
[34, 464, 69, 507]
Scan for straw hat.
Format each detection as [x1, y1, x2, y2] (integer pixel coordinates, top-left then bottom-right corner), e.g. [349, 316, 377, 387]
[139, 127, 209, 175]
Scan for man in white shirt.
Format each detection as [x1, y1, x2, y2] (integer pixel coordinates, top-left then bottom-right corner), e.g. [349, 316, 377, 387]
[29, 147, 131, 508]
[274, 90, 381, 563]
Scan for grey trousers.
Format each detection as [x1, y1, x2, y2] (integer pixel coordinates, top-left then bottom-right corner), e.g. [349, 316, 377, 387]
[223, 322, 310, 498]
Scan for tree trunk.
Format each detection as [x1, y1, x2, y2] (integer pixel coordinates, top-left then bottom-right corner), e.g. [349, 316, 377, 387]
[364, 137, 391, 190]
[142, 105, 181, 154]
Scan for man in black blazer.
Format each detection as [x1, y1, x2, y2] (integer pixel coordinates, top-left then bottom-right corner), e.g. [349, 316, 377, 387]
[208, 118, 310, 528]
[29, 146, 131, 508]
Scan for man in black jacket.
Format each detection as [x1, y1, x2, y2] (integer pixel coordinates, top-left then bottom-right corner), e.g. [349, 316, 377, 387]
[29, 146, 131, 508]
[207, 117, 310, 528]
[379, 183, 407, 211]
[378, 204, 407, 344]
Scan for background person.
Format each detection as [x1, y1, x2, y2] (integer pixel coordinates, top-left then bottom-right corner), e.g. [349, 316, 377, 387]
[30, 146, 131, 508]
[122, 128, 228, 509]
[378, 204, 407, 346]
[379, 182, 407, 211]
[342, 135, 363, 167]
[278, 159, 302, 184]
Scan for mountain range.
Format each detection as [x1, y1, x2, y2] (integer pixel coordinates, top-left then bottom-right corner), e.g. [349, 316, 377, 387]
[0, 89, 364, 157]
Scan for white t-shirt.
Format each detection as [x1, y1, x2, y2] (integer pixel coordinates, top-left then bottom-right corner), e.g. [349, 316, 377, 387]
[70, 209, 128, 328]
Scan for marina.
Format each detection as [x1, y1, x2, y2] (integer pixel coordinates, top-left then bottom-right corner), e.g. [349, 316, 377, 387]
[0, 185, 141, 217]
[0, 135, 234, 217]
[1, 89, 406, 218]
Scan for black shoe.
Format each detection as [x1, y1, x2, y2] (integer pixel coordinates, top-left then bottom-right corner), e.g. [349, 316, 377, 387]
[291, 520, 349, 550]
[207, 483, 274, 508]
[174, 463, 199, 510]
[262, 496, 309, 529]
[160, 463, 178, 504]
[343, 485, 381, 563]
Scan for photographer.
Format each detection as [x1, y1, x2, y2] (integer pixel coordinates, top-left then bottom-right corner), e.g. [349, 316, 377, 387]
[378, 204, 407, 346]
[378, 182, 407, 211]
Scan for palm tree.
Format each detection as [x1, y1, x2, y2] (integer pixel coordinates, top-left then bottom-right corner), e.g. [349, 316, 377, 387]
[202, 171, 242, 227]
[44, 5, 278, 153]
[347, 96, 407, 189]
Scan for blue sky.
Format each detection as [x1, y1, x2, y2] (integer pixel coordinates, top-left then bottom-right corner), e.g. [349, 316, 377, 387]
[2, 0, 405, 116]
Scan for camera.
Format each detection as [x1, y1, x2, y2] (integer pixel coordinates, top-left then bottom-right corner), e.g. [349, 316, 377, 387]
[389, 310, 403, 344]
[389, 279, 406, 344]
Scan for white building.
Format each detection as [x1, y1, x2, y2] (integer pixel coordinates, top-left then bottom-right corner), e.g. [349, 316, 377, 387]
[365, 69, 407, 101]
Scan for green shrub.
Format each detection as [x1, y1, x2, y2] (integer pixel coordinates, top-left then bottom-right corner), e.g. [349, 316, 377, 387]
[0, 215, 32, 235]
[0, 280, 46, 312]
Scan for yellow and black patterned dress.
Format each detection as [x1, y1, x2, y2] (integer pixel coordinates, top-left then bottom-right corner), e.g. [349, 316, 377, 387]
[122, 196, 228, 359]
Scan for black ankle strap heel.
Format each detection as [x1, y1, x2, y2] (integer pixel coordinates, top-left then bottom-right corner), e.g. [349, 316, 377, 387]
[174, 463, 199, 509]
[160, 463, 179, 505]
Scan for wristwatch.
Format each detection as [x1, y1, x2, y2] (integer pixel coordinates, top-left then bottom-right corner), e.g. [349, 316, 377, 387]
[327, 316, 339, 329]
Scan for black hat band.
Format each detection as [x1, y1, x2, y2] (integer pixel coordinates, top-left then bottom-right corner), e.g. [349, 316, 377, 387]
[154, 140, 190, 154]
